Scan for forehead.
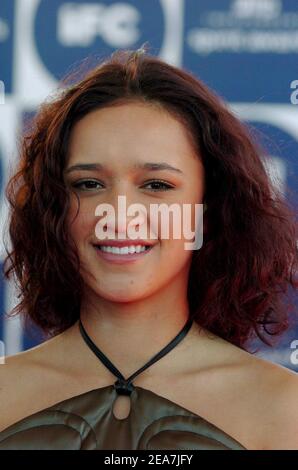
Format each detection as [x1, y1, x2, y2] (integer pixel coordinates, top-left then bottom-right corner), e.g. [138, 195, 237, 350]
[66, 102, 199, 168]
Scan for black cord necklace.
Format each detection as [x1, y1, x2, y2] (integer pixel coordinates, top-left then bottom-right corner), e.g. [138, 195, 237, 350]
[78, 315, 194, 396]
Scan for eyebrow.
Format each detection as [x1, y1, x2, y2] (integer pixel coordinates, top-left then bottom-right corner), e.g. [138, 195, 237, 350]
[64, 162, 184, 175]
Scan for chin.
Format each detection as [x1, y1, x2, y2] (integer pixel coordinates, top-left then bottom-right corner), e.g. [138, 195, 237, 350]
[90, 284, 150, 303]
[99, 294, 147, 304]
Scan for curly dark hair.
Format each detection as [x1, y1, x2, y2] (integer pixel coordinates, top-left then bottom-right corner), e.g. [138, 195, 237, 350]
[3, 46, 298, 350]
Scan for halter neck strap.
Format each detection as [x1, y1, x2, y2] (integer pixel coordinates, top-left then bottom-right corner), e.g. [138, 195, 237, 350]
[78, 316, 193, 396]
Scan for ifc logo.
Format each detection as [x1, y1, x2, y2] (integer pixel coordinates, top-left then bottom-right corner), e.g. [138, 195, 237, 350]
[34, 0, 164, 81]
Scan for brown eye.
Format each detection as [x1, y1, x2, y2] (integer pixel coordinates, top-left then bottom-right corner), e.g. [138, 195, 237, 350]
[142, 180, 174, 191]
[71, 179, 104, 191]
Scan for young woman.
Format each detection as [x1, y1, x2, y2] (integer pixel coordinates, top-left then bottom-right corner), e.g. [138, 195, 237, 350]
[0, 48, 297, 450]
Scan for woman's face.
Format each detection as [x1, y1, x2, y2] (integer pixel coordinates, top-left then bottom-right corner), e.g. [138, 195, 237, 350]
[64, 101, 205, 302]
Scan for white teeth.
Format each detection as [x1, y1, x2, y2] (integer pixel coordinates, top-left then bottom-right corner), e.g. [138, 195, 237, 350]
[99, 245, 148, 255]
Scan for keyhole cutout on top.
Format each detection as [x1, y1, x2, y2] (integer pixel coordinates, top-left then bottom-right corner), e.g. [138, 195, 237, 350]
[112, 394, 131, 420]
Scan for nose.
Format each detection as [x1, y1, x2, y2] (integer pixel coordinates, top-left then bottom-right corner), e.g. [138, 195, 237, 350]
[113, 196, 147, 237]
[95, 193, 148, 240]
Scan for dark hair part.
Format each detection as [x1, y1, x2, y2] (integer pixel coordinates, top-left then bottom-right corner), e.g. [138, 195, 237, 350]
[3, 47, 298, 349]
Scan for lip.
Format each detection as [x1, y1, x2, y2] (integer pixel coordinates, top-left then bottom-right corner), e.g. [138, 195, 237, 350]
[93, 244, 154, 264]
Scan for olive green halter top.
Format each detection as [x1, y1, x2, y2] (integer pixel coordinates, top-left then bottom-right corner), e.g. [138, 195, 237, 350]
[0, 317, 246, 450]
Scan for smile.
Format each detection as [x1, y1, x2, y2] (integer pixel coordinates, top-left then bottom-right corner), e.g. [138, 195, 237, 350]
[93, 244, 154, 264]
[97, 245, 150, 254]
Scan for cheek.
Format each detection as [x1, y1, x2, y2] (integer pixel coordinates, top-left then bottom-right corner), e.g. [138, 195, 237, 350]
[66, 197, 94, 243]
[156, 203, 199, 245]
[160, 238, 193, 270]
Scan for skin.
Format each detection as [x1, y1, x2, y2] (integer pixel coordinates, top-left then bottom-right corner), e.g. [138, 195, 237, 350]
[62, 100, 206, 376]
[0, 101, 297, 449]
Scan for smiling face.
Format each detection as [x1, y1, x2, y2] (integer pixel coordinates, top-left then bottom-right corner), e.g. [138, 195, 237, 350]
[63, 101, 205, 303]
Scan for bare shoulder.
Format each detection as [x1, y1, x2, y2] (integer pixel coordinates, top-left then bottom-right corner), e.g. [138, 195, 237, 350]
[250, 357, 298, 450]
[185, 328, 298, 450]
[0, 324, 83, 433]
[214, 341, 298, 450]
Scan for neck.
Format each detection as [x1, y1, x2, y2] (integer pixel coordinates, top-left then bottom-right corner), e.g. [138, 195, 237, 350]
[77, 278, 193, 379]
